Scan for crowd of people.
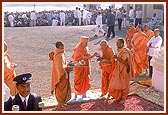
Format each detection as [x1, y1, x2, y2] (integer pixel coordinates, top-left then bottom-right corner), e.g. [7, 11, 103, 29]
[3, 6, 163, 111]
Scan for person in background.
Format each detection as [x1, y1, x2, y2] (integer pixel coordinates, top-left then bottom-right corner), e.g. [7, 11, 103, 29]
[125, 22, 136, 49]
[94, 11, 106, 38]
[74, 7, 80, 26]
[131, 25, 148, 75]
[8, 13, 15, 27]
[106, 9, 115, 39]
[52, 17, 58, 26]
[117, 8, 123, 31]
[135, 7, 143, 27]
[146, 29, 162, 78]
[59, 10, 66, 26]
[30, 10, 37, 27]
[78, 8, 82, 26]
[128, 6, 134, 23]
[148, 13, 158, 30]
[143, 24, 154, 41]
[121, 7, 127, 28]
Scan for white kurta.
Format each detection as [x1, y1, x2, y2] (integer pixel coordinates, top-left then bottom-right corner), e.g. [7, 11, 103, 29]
[95, 14, 105, 36]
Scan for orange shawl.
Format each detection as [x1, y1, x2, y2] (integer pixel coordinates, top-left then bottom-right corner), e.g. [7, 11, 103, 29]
[51, 48, 67, 92]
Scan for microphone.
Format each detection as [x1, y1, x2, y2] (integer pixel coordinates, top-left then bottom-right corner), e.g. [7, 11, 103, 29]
[38, 102, 45, 108]
[12, 105, 19, 111]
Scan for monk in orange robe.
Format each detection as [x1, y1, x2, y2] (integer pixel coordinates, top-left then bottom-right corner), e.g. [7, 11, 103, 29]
[50, 41, 71, 109]
[95, 40, 115, 97]
[4, 42, 17, 96]
[125, 22, 136, 49]
[143, 24, 154, 41]
[107, 39, 135, 102]
[131, 25, 148, 75]
[72, 36, 95, 99]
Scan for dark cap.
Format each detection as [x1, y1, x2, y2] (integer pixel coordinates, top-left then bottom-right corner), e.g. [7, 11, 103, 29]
[13, 73, 32, 85]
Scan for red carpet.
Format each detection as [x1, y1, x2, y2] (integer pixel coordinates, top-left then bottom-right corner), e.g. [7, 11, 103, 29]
[43, 94, 164, 111]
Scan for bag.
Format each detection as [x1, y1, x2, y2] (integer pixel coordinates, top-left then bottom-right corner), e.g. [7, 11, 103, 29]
[48, 51, 54, 61]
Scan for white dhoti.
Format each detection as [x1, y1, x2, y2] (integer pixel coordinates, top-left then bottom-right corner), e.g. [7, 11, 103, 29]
[95, 25, 105, 35]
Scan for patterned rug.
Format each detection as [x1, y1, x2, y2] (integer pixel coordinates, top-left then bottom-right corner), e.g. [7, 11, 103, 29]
[43, 94, 164, 111]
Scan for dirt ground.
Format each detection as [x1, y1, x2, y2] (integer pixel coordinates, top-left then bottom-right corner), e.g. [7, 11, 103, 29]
[4, 25, 151, 98]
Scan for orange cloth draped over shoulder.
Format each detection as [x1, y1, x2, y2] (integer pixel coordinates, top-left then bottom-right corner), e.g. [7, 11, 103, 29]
[131, 32, 148, 75]
[125, 27, 136, 49]
[108, 48, 135, 101]
[4, 52, 17, 96]
[72, 43, 91, 95]
[144, 29, 154, 41]
[51, 48, 71, 105]
[98, 45, 115, 96]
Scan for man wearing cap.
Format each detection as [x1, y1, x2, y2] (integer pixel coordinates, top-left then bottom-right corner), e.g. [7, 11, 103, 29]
[4, 73, 42, 111]
[72, 36, 95, 99]
[4, 41, 17, 96]
[143, 24, 154, 41]
[125, 22, 136, 49]
[146, 29, 162, 78]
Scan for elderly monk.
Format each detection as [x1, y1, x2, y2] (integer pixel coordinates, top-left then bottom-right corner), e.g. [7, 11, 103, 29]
[143, 24, 154, 41]
[50, 41, 71, 109]
[107, 39, 135, 102]
[125, 22, 136, 49]
[4, 41, 17, 96]
[131, 25, 148, 75]
[95, 40, 115, 97]
[72, 36, 95, 99]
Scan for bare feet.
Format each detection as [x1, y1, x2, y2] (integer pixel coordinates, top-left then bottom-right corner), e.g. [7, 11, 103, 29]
[82, 95, 87, 98]
[105, 94, 110, 102]
[74, 94, 77, 100]
[56, 104, 65, 110]
[63, 103, 68, 107]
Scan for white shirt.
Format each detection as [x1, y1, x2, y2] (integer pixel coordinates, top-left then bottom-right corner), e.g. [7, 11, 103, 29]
[19, 94, 30, 106]
[96, 14, 102, 25]
[30, 12, 37, 20]
[136, 10, 142, 18]
[74, 9, 80, 18]
[78, 10, 82, 18]
[151, 16, 158, 25]
[129, 9, 134, 19]
[146, 35, 162, 56]
[59, 12, 65, 20]
[83, 10, 89, 19]
[8, 15, 14, 22]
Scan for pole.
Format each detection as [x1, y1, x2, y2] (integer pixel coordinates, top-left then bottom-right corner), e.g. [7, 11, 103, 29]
[34, 4, 35, 11]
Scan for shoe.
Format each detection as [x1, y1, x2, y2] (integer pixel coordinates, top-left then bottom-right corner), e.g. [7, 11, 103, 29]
[111, 36, 115, 39]
[94, 35, 98, 37]
[106, 36, 109, 40]
[103, 33, 106, 37]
